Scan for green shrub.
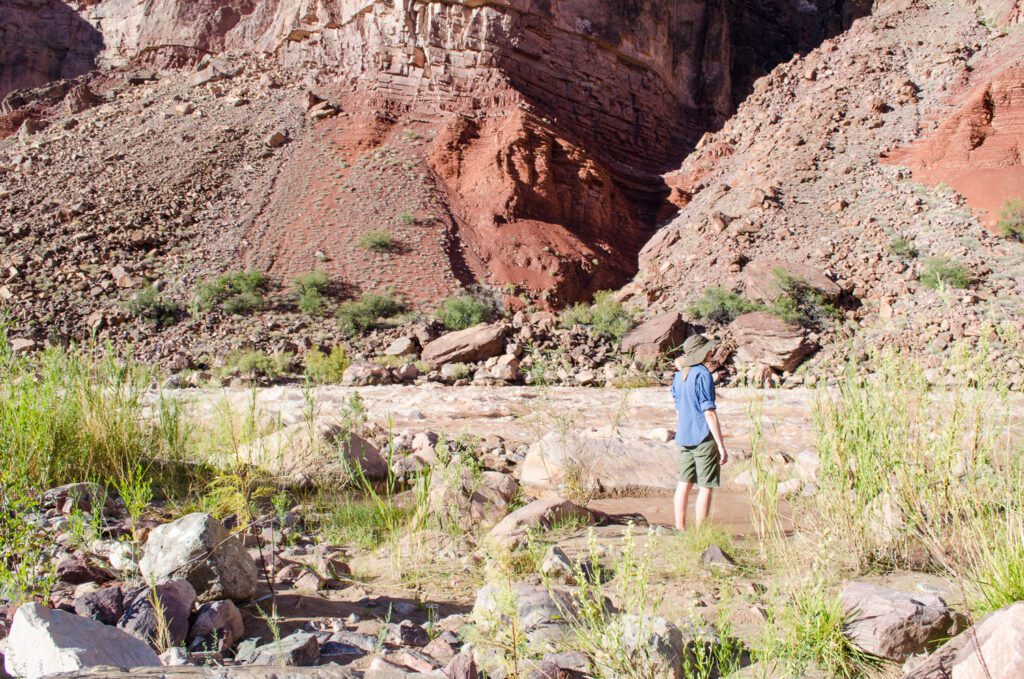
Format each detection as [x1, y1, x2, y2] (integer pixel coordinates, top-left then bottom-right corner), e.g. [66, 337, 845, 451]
[997, 197, 1024, 239]
[292, 271, 330, 316]
[686, 286, 762, 325]
[335, 291, 407, 335]
[888, 235, 918, 258]
[397, 211, 416, 225]
[436, 293, 497, 330]
[558, 291, 634, 342]
[919, 256, 972, 289]
[304, 346, 350, 383]
[358, 230, 396, 252]
[768, 269, 840, 327]
[195, 270, 268, 315]
[229, 350, 293, 379]
[124, 285, 180, 327]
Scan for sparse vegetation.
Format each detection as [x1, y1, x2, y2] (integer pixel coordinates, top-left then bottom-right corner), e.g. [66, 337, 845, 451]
[558, 290, 634, 342]
[997, 197, 1024, 240]
[769, 268, 840, 327]
[227, 349, 293, 379]
[124, 285, 181, 327]
[686, 286, 761, 325]
[196, 270, 269, 315]
[888, 235, 918, 258]
[397, 211, 416, 225]
[335, 291, 407, 335]
[303, 345, 351, 383]
[918, 256, 972, 289]
[292, 270, 330, 316]
[436, 290, 500, 330]
[357, 230, 396, 252]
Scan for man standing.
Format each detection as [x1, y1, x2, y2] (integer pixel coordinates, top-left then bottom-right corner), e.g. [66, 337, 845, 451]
[671, 334, 728, 530]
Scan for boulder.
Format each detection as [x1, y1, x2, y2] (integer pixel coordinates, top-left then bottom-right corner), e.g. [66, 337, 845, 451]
[242, 631, 320, 666]
[188, 599, 244, 653]
[428, 466, 519, 531]
[73, 585, 124, 625]
[119, 579, 196, 648]
[729, 312, 816, 372]
[384, 337, 418, 356]
[239, 420, 388, 483]
[539, 546, 575, 583]
[473, 583, 582, 646]
[520, 430, 677, 497]
[488, 498, 593, 548]
[139, 512, 257, 603]
[421, 323, 506, 368]
[742, 259, 842, 303]
[5, 603, 160, 678]
[951, 601, 1024, 679]
[620, 312, 690, 361]
[609, 615, 686, 679]
[840, 581, 961, 661]
[342, 362, 391, 386]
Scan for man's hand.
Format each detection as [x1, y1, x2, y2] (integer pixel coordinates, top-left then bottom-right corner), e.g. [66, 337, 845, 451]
[719, 447, 729, 466]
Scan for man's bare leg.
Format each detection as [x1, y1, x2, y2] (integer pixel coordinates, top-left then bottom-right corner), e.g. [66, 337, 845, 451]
[695, 487, 713, 528]
[674, 482, 693, 530]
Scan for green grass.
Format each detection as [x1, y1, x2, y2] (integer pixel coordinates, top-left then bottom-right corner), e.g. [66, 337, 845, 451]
[686, 286, 761, 325]
[124, 285, 181, 328]
[436, 293, 497, 331]
[888, 235, 918, 258]
[195, 270, 268, 315]
[997, 197, 1024, 240]
[558, 290, 634, 342]
[316, 495, 416, 550]
[303, 346, 351, 383]
[292, 271, 330, 316]
[335, 291, 407, 335]
[397, 211, 416, 225]
[358, 230, 396, 252]
[919, 256, 972, 289]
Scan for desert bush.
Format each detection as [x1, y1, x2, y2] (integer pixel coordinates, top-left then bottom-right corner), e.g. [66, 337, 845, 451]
[357, 230, 396, 252]
[228, 350, 293, 379]
[768, 269, 839, 327]
[303, 345, 350, 383]
[196, 270, 268, 315]
[997, 197, 1024, 239]
[436, 292, 499, 331]
[292, 270, 330, 316]
[124, 285, 181, 327]
[397, 211, 416, 225]
[0, 481, 59, 606]
[918, 256, 972, 289]
[686, 286, 761, 325]
[335, 291, 407, 335]
[888, 235, 918, 258]
[558, 291, 634, 342]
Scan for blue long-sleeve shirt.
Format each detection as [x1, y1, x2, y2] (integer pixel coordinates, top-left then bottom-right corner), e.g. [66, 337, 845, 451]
[671, 365, 716, 446]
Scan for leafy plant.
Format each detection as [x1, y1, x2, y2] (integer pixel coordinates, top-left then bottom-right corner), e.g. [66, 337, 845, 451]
[919, 256, 972, 289]
[292, 271, 330, 316]
[686, 286, 762, 325]
[888, 235, 918, 258]
[227, 350, 293, 379]
[768, 269, 839, 328]
[436, 292, 498, 330]
[558, 291, 634, 342]
[195, 270, 269, 315]
[124, 285, 181, 327]
[0, 481, 59, 606]
[997, 197, 1024, 240]
[358, 230, 396, 252]
[303, 346, 350, 383]
[335, 291, 407, 335]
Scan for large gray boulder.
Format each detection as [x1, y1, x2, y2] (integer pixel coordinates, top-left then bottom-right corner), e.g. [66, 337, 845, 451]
[421, 323, 506, 368]
[4, 602, 160, 678]
[520, 430, 677, 497]
[473, 583, 582, 647]
[428, 466, 519, 531]
[840, 581, 962, 661]
[488, 497, 593, 548]
[139, 512, 257, 603]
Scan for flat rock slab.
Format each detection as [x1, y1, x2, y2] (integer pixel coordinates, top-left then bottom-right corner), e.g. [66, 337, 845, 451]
[421, 323, 506, 368]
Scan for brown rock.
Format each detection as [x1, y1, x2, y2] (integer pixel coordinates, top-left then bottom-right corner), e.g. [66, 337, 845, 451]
[620, 312, 690, 360]
[421, 323, 506, 369]
[488, 498, 593, 548]
[742, 259, 842, 302]
[729, 312, 816, 372]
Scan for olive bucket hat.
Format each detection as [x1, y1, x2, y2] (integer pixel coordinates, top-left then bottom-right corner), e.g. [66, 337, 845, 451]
[676, 334, 719, 368]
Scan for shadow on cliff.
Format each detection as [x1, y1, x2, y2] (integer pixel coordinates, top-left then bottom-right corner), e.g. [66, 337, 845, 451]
[0, 0, 105, 100]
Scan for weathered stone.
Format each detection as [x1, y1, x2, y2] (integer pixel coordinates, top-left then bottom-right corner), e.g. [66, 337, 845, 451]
[139, 512, 257, 603]
[840, 581, 961, 661]
[429, 466, 518, 531]
[73, 585, 124, 625]
[5, 603, 160, 678]
[265, 131, 289, 148]
[384, 337, 418, 356]
[621, 312, 690, 360]
[539, 545, 575, 583]
[240, 420, 388, 482]
[729, 312, 817, 372]
[244, 631, 320, 666]
[118, 579, 196, 649]
[473, 583, 582, 646]
[742, 259, 842, 302]
[342, 362, 391, 386]
[488, 497, 593, 548]
[609, 615, 686, 679]
[421, 323, 506, 368]
[188, 599, 244, 653]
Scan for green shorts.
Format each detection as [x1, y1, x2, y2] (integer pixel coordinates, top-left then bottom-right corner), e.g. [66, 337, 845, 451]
[679, 435, 721, 488]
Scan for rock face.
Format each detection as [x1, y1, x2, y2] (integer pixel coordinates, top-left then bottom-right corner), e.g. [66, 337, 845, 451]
[421, 324, 507, 369]
[520, 430, 678, 497]
[4, 602, 160, 678]
[951, 601, 1024, 679]
[139, 512, 258, 603]
[729, 312, 817, 372]
[840, 581, 961, 661]
[620, 312, 691, 361]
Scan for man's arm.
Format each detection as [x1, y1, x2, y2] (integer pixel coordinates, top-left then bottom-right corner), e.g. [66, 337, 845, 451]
[705, 409, 728, 465]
